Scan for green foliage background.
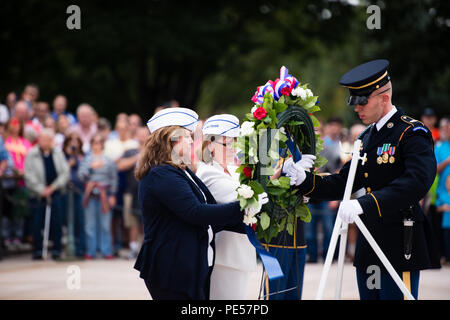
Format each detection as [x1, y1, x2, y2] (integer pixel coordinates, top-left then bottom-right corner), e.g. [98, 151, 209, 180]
[0, 1, 448, 124]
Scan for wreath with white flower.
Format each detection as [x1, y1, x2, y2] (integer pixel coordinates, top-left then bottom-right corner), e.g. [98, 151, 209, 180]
[235, 66, 327, 242]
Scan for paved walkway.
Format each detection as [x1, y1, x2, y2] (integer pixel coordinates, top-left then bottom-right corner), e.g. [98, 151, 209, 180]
[1, 254, 449, 300]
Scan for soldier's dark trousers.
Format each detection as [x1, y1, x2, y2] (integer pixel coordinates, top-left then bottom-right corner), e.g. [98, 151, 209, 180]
[265, 247, 306, 300]
[356, 268, 419, 300]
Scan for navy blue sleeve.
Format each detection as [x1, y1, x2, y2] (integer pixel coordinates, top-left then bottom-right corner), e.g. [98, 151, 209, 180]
[143, 167, 243, 227]
[297, 160, 362, 201]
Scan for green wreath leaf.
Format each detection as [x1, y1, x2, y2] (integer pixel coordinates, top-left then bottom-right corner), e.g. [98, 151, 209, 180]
[260, 212, 270, 230]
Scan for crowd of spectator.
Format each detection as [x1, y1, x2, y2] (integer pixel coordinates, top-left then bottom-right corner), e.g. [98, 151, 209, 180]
[0, 84, 449, 266]
[0, 84, 149, 260]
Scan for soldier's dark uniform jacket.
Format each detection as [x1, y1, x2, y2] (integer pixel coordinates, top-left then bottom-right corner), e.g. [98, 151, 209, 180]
[297, 107, 440, 273]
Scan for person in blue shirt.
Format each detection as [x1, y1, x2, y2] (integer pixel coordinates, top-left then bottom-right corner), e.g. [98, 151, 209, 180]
[0, 136, 9, 172]
[435, 118, 450, 262]
[50, 95, 77, 125]
[0, 136, 11, 260]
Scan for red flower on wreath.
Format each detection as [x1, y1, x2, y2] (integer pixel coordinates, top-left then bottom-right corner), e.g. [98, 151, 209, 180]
[251, 223, 257, 231]
[253, 107, 268, 120]
[243, 166, 252, 178]
[280, 86, 292, 96]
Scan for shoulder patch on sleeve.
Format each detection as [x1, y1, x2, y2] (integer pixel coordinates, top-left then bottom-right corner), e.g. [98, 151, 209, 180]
[412, 126, 429, 133]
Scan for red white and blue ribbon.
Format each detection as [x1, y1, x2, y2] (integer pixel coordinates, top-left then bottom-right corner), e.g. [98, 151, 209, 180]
[252, 80, 275, 105]
[251, 66, 299, 104]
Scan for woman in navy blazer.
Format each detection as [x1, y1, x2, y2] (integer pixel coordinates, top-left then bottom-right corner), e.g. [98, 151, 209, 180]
[134, 108, 245, 300]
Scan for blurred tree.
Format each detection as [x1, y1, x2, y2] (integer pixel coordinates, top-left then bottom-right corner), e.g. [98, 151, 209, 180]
[0, 1, 261, 121]
[197, 0, 450, 124]
[196, 1, 361, 121]
[362, 0, 450, 119]
[0, 1, 448, 125]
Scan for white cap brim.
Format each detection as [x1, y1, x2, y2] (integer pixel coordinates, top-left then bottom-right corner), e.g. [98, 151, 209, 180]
[202, 114, 240, 137]
[147, 107, 199, 133]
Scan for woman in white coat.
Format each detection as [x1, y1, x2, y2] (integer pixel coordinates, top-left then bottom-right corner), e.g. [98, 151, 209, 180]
[196, 114, 257, 300]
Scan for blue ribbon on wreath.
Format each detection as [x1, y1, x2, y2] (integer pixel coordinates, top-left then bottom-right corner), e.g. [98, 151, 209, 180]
[244, 225, 284, 280]
[284, 129, 302, 162]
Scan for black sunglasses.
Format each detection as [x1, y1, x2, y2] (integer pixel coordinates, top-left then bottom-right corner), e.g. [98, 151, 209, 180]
[348, 87, 391, 106]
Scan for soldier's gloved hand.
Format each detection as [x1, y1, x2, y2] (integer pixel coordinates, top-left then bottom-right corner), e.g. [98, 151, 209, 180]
[282, 155, 316, 174]
[282, 159, 305, 186]
[291, 166, 306, 186]
[282, 157, 297, 185]
[282, 154, 316, 186]
[338, 200, 363, 224]
[296, 154, 316, 172]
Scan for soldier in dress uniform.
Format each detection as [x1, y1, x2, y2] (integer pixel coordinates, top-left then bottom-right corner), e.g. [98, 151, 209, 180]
[289, 59, 440, 299]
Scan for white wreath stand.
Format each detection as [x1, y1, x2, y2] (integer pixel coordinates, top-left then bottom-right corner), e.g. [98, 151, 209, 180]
[315, 139, 415, 300]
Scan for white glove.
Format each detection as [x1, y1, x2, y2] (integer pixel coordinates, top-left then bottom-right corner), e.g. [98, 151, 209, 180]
[296, 154, 316, 172]
[290, 154, 316, 186]
[282, 159, 305, 186]
[291, 166, 306, 186]
[282, 157, 295, 174]
[282, 156, 315, 187]
[245, 192, 269, 217]
[282, 158, 297, 185]
[337, 199, 363, 224]
[282, 154, 316, 175]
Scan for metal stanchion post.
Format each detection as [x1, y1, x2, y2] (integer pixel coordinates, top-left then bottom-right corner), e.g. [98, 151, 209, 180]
[42, 197, 52, 260]
[65, 184, 76, 258]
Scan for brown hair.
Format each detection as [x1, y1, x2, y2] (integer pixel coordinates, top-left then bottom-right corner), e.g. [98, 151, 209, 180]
[63, 132, 84, 156]
[6, 117, 24, 138]
[90, 133, 105, 145]
[135, 126, 187, 181]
